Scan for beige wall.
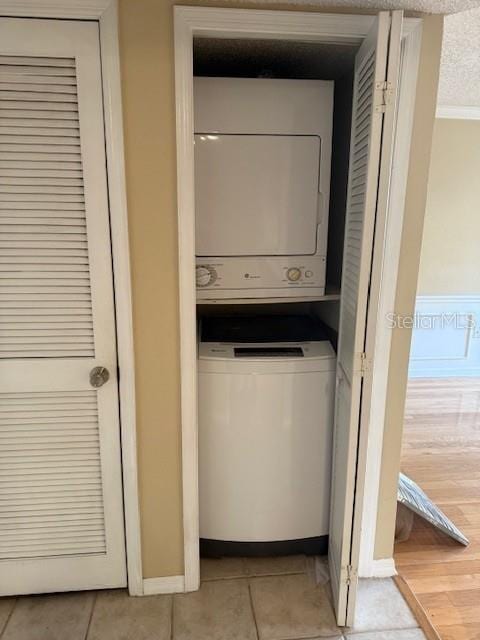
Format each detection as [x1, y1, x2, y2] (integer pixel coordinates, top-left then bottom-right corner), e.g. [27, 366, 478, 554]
[118, 0, 443, 576]
[119, 0, 183, 578]
[417, 118, 480, 296]
[374, 15, 444, 560]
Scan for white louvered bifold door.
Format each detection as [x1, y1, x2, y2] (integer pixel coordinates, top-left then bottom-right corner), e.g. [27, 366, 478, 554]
[328, 11, 403, 626]
[0, 18, 126, 595]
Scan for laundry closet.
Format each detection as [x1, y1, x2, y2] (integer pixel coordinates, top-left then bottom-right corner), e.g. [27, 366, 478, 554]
[193, 37, 357, 565]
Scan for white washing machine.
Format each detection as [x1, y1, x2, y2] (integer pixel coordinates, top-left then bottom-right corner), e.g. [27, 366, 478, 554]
[198, 330, 336, 556]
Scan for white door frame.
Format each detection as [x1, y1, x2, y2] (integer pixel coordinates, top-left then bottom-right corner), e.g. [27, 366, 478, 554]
[174, 5, 423, 592]
[0, 0, 143, 596]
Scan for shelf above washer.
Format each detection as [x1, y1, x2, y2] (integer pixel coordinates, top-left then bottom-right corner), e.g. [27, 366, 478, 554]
[197, 286, 341, 305]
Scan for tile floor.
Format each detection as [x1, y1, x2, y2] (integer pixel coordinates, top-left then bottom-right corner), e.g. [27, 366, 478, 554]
[0, 556, 426, 640]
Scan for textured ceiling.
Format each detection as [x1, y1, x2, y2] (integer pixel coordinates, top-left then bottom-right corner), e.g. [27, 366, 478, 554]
[438, 8, 480, 107]
[227, 0, 480, 13]
[200, 1, 480, 107]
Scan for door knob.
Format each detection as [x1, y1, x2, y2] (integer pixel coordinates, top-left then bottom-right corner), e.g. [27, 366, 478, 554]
[89, 366, 110, 388]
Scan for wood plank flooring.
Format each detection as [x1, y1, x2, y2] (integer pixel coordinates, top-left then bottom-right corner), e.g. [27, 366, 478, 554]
[394, 378, 480, 640]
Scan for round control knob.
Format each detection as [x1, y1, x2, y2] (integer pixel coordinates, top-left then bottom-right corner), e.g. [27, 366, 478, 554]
[286, 267, 302, 282]
[196, 265, 216, 287]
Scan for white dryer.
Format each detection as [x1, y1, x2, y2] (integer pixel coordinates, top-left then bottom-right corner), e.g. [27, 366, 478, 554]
[194, 77, 334, 300]
[198, 335, 336, 556]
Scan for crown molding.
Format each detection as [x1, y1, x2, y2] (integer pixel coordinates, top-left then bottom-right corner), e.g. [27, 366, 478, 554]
[436, 105, 480, 120]
[0, 0, 111, 19]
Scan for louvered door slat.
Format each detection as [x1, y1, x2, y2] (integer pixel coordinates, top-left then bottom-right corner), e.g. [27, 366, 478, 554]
[0, 88, 78, 99]
[0, 56, 75, 67]
[0, 393, 97, 406]
[2, 510, 103, 520]
[0, 80, 77, 90]
[1, 144, 81, 154]
[0, 476, 102, 488]
[1, 153, 81, 162]
[1, 132, 80, 142]
[1, 186, 83, 194]
[0, 337, 93, 345]
[1, 498, 103, 508]
[1, 17, 126, 596]
[1, 129, 80, 140]
[0, 109, 80, 120]
[2, 102, 78, 112]
[1, 163, 82, 173]
[1, 211, 85, 219]
[1, 201, 84, 210]
[3, 284, 90, 292]
[0, 263, 89, 271]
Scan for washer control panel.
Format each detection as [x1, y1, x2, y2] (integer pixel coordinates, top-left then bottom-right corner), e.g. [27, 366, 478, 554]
[196, 256, 326, 299]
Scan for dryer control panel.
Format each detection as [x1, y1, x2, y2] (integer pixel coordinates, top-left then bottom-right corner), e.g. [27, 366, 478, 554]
[195, 255, 326, 300]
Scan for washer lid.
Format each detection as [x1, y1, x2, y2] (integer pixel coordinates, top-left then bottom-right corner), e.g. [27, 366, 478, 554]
[198, 340, 334, 361]
[198, 341, 336, 374]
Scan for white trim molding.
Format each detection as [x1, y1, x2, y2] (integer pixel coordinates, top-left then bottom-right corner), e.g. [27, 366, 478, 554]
[0, 0, 111, 18]
[174, 5, 423, 593]
[98, 0, 143, 598]
[143, 575, 186, 596]
[368, 558, 397, 578]
[175, 5, 374, 43]
[436, 105, 480, 120]
[0, 0, 143, 597]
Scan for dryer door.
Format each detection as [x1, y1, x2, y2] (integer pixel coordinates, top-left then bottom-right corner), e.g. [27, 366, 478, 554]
[194, 134, 320, 256]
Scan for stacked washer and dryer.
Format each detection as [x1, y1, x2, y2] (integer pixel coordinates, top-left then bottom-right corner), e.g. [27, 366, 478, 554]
[195, 77, 337, 556]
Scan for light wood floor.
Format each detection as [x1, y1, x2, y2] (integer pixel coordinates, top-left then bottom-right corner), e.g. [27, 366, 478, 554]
[394, 377, 480, 640]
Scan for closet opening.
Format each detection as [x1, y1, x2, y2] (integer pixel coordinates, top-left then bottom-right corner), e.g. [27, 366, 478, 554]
[193, 35, 357, 579]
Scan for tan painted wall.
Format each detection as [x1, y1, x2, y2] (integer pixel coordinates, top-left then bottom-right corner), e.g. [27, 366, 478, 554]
[374, 15, 444, 560]
[417, 118, 480, 296]
[118, 0, 443, 576]
[119, 0, 183, 578]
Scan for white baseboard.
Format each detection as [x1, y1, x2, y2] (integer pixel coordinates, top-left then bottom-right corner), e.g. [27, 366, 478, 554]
[369, 558, 397, 578]
[143, 575, 185, 595]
